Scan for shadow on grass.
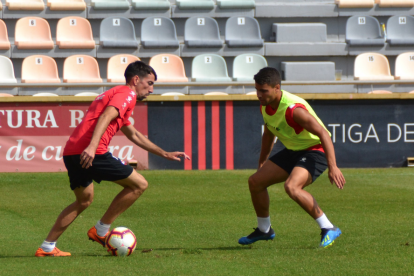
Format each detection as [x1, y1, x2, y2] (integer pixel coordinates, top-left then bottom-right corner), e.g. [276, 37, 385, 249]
[151, 246, 252, 251]
[0, 254, 112, 258]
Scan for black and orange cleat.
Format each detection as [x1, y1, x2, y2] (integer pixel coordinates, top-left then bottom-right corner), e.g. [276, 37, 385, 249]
[35, 247, 71, 257]
[87, 226, 108, 247]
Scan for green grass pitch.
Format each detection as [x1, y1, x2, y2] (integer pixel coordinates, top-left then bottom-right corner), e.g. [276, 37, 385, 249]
[0, 169, 413, 275]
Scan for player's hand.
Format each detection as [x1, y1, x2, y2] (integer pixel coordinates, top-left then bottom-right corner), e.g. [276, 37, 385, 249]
[328, 166, 345, 189]
[165, 152, 191, 162]
[80, 146, 96, 169]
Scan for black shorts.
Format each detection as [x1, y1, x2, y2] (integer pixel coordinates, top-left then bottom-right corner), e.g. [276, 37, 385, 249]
[63, 152, 134, 190]
[269, 148, 328, 183]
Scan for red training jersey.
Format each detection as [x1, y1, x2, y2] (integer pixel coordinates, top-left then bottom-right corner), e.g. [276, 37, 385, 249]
[63, 86, 137, 156]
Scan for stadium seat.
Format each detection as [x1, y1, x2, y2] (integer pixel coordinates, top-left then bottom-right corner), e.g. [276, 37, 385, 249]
[6, 0, 44, 10]
[132, 0, 170, 10]
[0, 93, 14, 97]
[21, 55, 60, 83]
[184, 17, 223, 48]
[63, 55, 102, 83]
[15, 17, 54, 50]
[0, 20, 11, 50]
[176, 0, 214, 9]
[100, 17, 138, 48]
[91, 0, 130, 9]
[217, 0, 255, 9]
[56, 17, 95, 49]
[346, 16, 385, 46]
[394, 52, 414, 80]
[335, 0, 375, 8]
[232, 54, 267, 82]
[149, 54, 188, 82]
[33, 92, 59, 96]
[75, 92, 99, 96]
[161, 92, 185, 96]
[386, 15, 414, 46]
[107, 54, 140, 83]
[141, 17, 179, 49]
[204, 92, 229, 95]
[191, 54, 232, 82]
[354, 53, 394, 80]
[47, 0, 86, 10]
[225, 16, 264, 47]
[0, 56, 17, 83]
[375, 0, 414, 7]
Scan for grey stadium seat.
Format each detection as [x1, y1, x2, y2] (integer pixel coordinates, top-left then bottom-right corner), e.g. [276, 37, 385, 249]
[132, 0, 170, 10]
[225, 16, 264, 47]
[100, 17, 138, 48]
[91, 0, 130, 10]
[346, 15, 385, 46]
[141, 17, 179, 48]
[191, 54, 232, 82]
[184, 17, 223, 48]
[217, 0, 255, 9]
[386, 15, 414, 46]
[232, 54, 267, 82]
[176, 0, 214, 9]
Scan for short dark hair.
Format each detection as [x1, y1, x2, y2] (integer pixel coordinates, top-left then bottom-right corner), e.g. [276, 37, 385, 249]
[254, 67, 281, 88]
[124, 61, 157, 83]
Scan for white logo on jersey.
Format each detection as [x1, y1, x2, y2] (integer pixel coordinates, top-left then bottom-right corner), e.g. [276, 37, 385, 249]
[130, 91, 136, 96]
[126, 96, 132, 103]
[95, 95, 105, 101]
[122, 102, 127, 109]
[300, 157, 306, 162]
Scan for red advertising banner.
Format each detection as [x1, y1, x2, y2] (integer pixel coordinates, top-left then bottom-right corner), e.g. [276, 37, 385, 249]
[0, 102, 148, 172]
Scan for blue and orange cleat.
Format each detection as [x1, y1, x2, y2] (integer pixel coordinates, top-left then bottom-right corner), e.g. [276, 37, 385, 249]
[238, 227, 276, 245]
[320, 227, 342, 248]
[87, 226, 108, 247]
[35, 247, 71, 257]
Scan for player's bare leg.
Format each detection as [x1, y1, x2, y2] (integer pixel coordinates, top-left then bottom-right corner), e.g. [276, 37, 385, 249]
[101, 170, 148, 224]
[284, 166, 341, 248]
[239, 161, 288, 245]
[46, 184, 94, 242]
[87, 170, 148, 246]
[35, 184, 94, 256]
[248, 160, 289, 218]
[283, 167, 321, 218]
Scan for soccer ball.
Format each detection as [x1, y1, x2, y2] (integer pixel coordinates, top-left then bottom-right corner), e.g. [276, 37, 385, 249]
[105, 227, 137, 256]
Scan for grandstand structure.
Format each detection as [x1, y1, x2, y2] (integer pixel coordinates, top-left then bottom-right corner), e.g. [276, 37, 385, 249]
[0, 0, 412, 96]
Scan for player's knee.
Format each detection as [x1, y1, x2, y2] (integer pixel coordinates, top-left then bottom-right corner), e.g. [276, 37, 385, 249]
[130, 179, 148, 195]
[248, 175, 261, 192]
[284, 181, 299, 199]
[78, 198, 93, 210]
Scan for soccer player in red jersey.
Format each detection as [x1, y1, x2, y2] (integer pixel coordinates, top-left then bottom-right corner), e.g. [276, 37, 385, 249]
[35, 61, 190, 257]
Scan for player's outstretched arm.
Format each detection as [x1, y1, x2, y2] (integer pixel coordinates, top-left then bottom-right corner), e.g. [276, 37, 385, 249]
[81, 106, 119, 169]
[292, 108, 346, 189]
[121, 124, 190, 162]
[258, 126, 276, 170]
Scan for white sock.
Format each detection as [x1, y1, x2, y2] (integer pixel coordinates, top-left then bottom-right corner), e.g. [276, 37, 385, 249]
[95, 220, 111, 237]
[315, 213, 334, 229]
[257, 216, 271, 233]
[41, 240, 56, 252]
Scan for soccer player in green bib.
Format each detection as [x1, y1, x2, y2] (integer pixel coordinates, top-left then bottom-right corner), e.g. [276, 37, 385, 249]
[238, 67, 346, 248]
